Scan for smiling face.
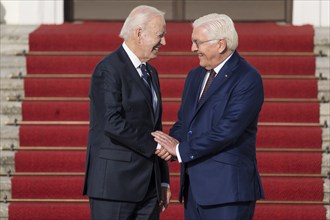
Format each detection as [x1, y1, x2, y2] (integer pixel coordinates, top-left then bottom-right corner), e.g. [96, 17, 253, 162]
[139, 15, 166, 62]
[191, 26, 227, 70]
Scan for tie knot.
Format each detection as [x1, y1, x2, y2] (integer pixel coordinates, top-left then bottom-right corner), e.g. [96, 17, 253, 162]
[140, 64, 151, 87]
[209, 69, 216, 78]
[199, 69, 216, 102]
[140, 64, 148, 75]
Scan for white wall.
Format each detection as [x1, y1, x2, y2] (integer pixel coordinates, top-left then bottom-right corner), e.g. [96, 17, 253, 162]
[0, 0, 329, 27]
[0, 0, 64, 24]
[293, 0, 330, 26]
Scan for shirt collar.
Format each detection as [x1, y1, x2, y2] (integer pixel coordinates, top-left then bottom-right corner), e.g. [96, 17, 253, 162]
[213, 52, 233, 74]
[122, 42, 143, 69]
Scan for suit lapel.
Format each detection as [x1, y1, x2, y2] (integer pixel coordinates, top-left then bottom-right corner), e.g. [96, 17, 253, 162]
[147, 63, 161, 123]
[184, 69, 207, 127]
[196, 65, 230, 111]
[193, 69, 208, 110]
[194, 51, 240, 115]
[118, 47, 155, 122]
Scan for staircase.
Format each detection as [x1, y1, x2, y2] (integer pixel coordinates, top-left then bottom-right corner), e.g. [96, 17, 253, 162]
[0, 22, 329, 220]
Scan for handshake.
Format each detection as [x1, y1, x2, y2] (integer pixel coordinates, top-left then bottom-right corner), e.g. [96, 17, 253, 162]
[152, 131, 179, 161]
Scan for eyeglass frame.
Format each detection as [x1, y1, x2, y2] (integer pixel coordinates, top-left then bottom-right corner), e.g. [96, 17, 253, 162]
[192, 38, 223, 49]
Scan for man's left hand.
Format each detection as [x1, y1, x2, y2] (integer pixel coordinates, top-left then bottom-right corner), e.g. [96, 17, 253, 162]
[159, 186, 171, 212]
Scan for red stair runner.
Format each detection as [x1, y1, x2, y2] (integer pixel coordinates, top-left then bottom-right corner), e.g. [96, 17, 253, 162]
[22, 101, 320, 123]
[19, 125, 322, 149]
[23, 77, 318, 98]
[14, 150, 322, 174]
[26, 55, 315, 75]
[29, 22, 314, 52]
[11, 176, 324, 201]
[8, 202, 326, 220]
[7, 21, 326, 220]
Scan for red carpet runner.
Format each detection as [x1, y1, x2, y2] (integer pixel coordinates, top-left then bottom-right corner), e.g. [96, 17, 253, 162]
[8, 22, 326, 219]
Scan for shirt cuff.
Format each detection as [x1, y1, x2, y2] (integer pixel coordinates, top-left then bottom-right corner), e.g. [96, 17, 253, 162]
[161, 183, 170, 188]
[156, 143, 161, 149]
[176, 143, 182, 163]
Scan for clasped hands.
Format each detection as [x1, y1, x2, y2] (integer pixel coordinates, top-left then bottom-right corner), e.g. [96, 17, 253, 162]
[153, 131, 179, 161]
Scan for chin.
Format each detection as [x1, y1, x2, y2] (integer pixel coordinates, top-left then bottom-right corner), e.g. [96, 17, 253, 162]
[151, 52, 158, 59]
[199, 60, 205, 67]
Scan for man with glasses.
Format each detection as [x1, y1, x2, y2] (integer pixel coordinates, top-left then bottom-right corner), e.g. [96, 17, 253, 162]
[152, 13, 264, 220]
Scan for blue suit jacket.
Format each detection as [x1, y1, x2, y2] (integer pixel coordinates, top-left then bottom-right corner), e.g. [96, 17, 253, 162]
[83, 46, 169, 202]
[170, 51, 264, 206]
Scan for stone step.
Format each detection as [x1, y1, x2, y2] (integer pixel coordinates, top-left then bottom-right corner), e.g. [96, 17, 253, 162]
[0, 177, 11, 200]
[0, 126, 19, 148]
[0, 55, 25, 70]
[316, 57, 330, 79]
[315, 27, 330, 56]
[0, 151, 15, 174]
[0, 204, 9, 219]
[0, 25, 38, 44]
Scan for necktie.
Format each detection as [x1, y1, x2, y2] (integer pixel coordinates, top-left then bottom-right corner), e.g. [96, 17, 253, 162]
[140, 64, 152, 89]
[140, 64, 156, 112]
[199, 69, 216, 102]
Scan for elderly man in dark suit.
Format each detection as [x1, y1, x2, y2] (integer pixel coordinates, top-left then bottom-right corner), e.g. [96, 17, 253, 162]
[152, 14, 264, 220]
[83, 5, 171, 220]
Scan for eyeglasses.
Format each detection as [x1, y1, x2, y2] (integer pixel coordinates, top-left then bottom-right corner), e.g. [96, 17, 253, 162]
[192, 39, 223, 49]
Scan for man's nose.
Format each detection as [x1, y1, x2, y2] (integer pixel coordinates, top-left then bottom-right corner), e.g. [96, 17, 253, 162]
[161, 36, 166, 45]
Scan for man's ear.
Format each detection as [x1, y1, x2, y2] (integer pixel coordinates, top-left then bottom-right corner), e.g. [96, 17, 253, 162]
[134, 27, 143, 43]
[132, 27, 142, 43]
[136, 27, 142, 38]
[218, 39, 227, 54]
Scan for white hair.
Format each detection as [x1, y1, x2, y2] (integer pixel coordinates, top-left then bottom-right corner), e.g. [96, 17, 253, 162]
[119, 5, 165, 40]
[193, 14, 238, 51]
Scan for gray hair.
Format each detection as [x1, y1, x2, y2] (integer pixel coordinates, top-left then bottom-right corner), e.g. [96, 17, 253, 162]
[119, 5, 165, 40]
[193, 14, 238, 51]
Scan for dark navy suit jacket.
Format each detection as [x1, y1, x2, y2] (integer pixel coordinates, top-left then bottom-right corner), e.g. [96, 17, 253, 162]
[170, 51, 264, 206]
[83, 45, 169, 202]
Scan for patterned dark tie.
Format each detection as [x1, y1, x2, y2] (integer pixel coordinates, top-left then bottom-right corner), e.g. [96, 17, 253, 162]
[140, 64, 155, 111]
[199, 69, 216, 102]
[140, 64, 152, 89]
